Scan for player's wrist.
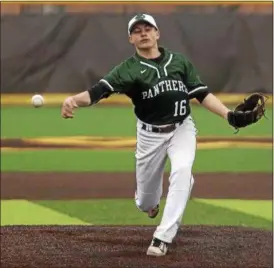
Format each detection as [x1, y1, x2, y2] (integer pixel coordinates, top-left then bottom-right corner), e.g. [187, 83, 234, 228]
[72, 91, 91, 107]
[223, 110, 231, 120]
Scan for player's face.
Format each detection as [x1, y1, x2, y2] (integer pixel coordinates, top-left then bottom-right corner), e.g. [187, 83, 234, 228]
[129, 23, 160, 50]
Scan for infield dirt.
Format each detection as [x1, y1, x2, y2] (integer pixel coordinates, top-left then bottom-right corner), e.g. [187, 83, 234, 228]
[1, 225, 272, 268]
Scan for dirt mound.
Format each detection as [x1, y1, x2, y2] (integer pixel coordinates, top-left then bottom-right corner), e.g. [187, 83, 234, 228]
[1, 225, 272, 268]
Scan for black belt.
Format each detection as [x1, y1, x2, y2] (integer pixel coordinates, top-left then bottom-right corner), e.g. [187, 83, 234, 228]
[141, 122, 182, 133]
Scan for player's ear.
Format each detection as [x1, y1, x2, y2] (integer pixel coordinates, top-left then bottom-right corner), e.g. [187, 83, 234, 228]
[156, 29, 160, 40]
[128, 35, 134, 45]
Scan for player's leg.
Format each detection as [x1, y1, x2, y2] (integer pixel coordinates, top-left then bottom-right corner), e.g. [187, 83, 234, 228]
[153, 116, 197, 244]
[134, 120, 168, 214]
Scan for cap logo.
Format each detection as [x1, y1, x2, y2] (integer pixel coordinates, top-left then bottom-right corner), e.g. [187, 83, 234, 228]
[135, 14, 146, 20]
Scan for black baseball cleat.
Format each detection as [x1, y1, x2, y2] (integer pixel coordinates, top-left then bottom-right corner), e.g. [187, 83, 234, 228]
[146, 237, 168, 256]
[147, 204, 159, 218]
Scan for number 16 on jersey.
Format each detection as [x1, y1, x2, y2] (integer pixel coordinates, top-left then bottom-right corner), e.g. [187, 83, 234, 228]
[174, 100, 187, 117]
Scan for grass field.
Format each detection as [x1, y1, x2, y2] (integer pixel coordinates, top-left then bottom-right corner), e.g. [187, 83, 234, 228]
[1, 199, 272, 230]
[1, 105, 273, 229]
[1, 105, 272, 138]
[2, 148, 272, 172]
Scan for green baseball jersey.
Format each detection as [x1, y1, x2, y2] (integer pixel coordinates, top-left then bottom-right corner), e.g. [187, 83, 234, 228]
[101, 47, 208, 125]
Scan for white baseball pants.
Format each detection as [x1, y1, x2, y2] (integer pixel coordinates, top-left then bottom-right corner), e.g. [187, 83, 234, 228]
[135, 116, 197, 243]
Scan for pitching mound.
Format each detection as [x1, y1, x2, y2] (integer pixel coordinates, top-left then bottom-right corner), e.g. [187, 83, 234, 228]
[1, 225, 272, 268]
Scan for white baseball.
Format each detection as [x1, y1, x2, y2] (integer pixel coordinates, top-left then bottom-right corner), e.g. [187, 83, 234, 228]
[31, 94, 44, 108]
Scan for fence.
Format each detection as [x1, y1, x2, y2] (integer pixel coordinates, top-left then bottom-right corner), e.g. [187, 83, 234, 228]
[1, 3, 273, 94]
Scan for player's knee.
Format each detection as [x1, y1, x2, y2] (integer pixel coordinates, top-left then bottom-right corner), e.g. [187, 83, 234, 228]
[136, 202, 149, 212]
[172, 164, 192, 177]
[135, 195, 154, 212]
[169, 164, 193, 189]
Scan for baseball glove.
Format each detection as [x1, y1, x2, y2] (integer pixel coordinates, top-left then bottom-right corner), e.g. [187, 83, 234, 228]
[227, 93, 268, 131]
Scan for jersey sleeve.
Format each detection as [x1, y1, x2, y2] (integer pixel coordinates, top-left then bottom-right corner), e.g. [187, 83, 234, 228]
[182, 57, 209, 99]
[100, 61, 133, 94]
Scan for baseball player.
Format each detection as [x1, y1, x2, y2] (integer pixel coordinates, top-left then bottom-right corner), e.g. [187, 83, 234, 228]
[61, 14, 241, 256]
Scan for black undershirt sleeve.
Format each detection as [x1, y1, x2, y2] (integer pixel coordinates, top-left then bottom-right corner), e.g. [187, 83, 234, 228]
[88, 81, 113, 105]
[195, 90, 210, 103]
[187, 84, 210, 103]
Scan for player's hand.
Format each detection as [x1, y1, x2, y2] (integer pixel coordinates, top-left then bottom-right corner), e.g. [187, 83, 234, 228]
[61, 96, 78, 119]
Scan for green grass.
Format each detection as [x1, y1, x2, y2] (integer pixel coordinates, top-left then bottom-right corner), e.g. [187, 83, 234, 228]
[1, 106, 137, 138]
[1, 106, 272, 138]
[1, 200, 87, 225]
[198, 199, 273, 221]
[1, 148, 272, 172]
[1, 150, 135, 172]
[33, 199, 272, 230]
[1, 199, 271, 229]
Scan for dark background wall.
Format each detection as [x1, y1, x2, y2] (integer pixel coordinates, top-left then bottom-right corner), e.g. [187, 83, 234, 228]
[1, 3, 273, 93]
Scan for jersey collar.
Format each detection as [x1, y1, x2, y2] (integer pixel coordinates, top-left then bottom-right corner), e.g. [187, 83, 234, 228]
[135, 47, 170, 64]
